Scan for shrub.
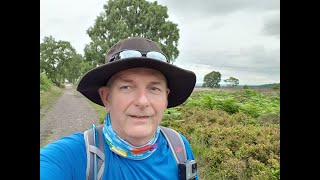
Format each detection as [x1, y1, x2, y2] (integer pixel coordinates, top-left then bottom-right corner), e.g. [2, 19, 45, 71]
[40, 73, 53, 91]
[257, 113, 280, 125]
[40, 73, 62, 109]
[231, 112, 257, 125]
[218, 158, 247, 179]
[272, 84, 280, 90]
[215, 97, 241, 114]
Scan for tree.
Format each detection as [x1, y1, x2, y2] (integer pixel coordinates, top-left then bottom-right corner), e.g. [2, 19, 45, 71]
[224, 77, 239, 86]
[203, 71, 221, 88]
[84, 0, 180, 67]
[64, 54, 90, 84]
[40, 36, 85, 86]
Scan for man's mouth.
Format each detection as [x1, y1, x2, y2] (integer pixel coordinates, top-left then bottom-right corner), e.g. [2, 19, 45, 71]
[129, 115, 150, 118]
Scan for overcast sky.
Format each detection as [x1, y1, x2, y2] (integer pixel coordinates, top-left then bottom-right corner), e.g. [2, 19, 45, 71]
[40, 0, 280, 85]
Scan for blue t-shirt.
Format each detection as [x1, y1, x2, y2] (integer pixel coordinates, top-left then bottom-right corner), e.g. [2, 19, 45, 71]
[40, 131, 198, 180]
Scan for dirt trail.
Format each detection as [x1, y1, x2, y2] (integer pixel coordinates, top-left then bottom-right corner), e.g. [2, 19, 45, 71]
[40, 85, 99, 147]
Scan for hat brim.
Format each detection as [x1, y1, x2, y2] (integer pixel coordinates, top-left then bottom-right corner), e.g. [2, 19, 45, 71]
[77, 57, 196, 108]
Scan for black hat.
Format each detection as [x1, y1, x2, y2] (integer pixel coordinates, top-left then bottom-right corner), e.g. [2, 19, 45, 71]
[77, 37, 196, 108]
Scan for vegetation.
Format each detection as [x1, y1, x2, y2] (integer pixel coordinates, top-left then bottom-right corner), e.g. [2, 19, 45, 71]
[224, 77, 240, 86]
[40, 36, 91, 87]
[85, 98, 108, 125]
[203, 71, 222, 88]
[90, 88, 280, 180]
[244, 83, 280, 89]
[243, 85, 249, 89]
[40, 73, 62, 115]
[84, 0, 180, 66]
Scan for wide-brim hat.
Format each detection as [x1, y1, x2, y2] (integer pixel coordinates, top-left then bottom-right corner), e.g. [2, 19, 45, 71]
[77, 37, 196, 108]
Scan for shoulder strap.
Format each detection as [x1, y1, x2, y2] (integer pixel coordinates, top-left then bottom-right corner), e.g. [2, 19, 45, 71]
[84, 125, 187, 179]
[160, 126, 187, 164]
[84, 124, 105, 180]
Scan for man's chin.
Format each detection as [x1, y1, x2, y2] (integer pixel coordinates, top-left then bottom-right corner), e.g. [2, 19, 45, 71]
[126, 127, 155, 140]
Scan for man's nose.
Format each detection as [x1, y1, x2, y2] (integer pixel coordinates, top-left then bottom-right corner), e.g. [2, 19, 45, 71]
[134, 89, 150, 108]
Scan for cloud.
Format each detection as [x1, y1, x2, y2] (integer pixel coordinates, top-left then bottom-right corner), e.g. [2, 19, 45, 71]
[155, 0, 280, 85]
[158, 0, 279, 18]
[262, 12, 280, 37]
[40, 0, 105, 54]
[176, 45, 279, 85]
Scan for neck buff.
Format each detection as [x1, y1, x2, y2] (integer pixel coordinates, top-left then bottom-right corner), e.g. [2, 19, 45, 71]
[102, 113, 160, 160]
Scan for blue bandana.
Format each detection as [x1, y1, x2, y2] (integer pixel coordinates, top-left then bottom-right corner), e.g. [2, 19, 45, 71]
[102, 113, 160, 160]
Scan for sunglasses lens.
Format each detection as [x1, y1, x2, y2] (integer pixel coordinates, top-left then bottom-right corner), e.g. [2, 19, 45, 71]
[147, 51, 167, 62]
[118, 50, 142, 59]
[114, 50, 167, 63]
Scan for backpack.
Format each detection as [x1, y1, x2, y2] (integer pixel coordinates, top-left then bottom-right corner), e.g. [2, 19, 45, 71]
[84, 124, 188, 180]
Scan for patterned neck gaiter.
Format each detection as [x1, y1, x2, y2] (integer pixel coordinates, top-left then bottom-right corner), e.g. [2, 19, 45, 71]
[102, 113, 160, 160]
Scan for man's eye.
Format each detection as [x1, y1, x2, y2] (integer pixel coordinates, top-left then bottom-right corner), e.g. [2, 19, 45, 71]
[151, 87, 161, 92]
[120, 86, 130, 90]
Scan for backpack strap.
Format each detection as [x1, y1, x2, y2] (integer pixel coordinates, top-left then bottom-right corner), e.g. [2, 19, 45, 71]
[160, 126, 187, 164]
[84, 124, 105, 180]
[84, 125, 187, 179]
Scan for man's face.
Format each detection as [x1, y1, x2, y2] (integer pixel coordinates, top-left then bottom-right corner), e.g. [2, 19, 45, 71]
[99, 68, 170, 146]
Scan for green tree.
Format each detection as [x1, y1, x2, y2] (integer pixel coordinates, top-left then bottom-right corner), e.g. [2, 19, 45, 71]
[64, 54, 90, 84]
[84, 0, 180, 66]
[224, 77, 239, 86]
[203, 71, 221, 88]
[40, 36, 83, 86]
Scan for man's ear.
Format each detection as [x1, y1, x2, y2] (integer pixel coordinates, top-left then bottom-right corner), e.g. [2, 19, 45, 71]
[98, 86, 110, 109]
[166, 88, 170, 107]
[166, 88, 170, 97]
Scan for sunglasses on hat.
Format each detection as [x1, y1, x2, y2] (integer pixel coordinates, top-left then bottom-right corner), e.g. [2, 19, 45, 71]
[109, 50, 168, 63]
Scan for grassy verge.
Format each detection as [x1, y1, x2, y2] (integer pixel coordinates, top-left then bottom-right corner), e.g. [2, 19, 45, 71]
[40, 86, 62, 121]
[88, 102, 107, 124]
[74, 89, 106, 124]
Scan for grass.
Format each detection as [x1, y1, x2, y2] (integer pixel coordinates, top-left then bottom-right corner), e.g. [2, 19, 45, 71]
[40, 86, 62, 121]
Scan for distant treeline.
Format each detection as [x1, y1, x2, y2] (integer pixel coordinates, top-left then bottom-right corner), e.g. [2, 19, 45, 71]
[249, 83, 280, 88]
[196, 83, 280, 88]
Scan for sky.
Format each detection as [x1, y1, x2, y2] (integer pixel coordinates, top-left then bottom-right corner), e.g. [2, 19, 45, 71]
[40, 0, 280, 86]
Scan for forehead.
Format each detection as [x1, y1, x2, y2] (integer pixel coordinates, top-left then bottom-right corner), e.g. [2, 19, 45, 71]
[109, 68, 167, 83]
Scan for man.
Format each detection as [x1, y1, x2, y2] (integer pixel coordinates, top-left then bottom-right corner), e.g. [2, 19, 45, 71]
[40, 37, 198, 179]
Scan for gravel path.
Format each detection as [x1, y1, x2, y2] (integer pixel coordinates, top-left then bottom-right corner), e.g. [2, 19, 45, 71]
[40, 85, 99, 147]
